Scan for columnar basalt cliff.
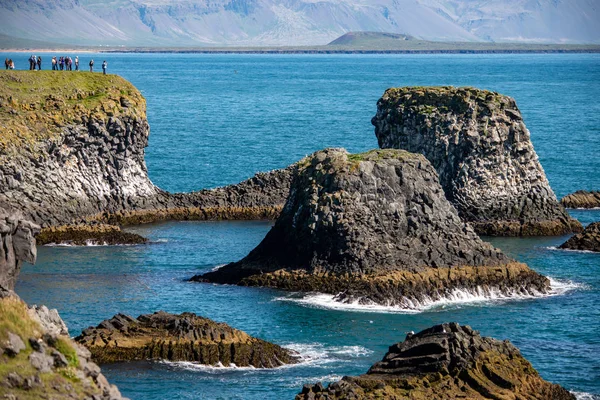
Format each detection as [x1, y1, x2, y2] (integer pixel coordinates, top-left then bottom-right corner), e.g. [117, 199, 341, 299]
[297, 323, 575, 400]
[75, 311, 299, 368]
[0, 72, 294, 243]
[0, 212, 39, 292]
[196, 149, 549, 307]
[372, 86, 581, 236]
[561, 190, 600, 209]
[559, 222, 600, 252]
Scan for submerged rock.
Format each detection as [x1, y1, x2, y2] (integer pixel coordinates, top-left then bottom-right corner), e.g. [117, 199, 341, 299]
[37, 223, 148, 246]
[559, 222, 600, 252]
[561, 190, 600, 209]
[0, 211, 39, 292]
[196, 148, 549, 307]
[75, 311, 299, 368]
[0, 294, 127, 400]
[297, 322, 575, 400]
[372, 86, 581, 236]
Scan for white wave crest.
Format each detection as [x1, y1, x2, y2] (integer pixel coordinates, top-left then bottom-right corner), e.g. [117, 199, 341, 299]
[573, 391, 600, 400]
[546, 246, 598, 254]
[275, 278, 585, 314]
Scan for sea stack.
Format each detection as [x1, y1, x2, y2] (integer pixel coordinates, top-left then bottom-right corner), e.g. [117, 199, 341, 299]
[372, 86, 581, 236]
[559, 222, 600, 252]
[196, 148, 549, 308]
[0, 212, 39, 292]
[297, 323, 575, 400]
[75, 311, 299, 368]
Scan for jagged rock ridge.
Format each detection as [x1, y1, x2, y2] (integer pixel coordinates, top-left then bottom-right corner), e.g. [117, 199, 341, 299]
[297, 322, 575, 400]
[561, 190, 600, 209]
[372, 86, 582, 236]
[75, 311, 299, 367]
[197, 148, 549, 307]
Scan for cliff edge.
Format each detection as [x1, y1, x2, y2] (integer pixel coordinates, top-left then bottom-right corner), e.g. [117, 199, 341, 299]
[372, 86, 581, 236]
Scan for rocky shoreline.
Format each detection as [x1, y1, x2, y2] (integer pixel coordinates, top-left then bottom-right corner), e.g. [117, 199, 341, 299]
[196, 149, 550, 306]
[559, 222, 600, 252]
[75, 311, 299, 367]
[297, 323, 575, 400]
[372, 86, 581, 236]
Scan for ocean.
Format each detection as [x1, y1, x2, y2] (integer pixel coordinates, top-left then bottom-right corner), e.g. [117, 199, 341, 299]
[5, 52, 600, 399]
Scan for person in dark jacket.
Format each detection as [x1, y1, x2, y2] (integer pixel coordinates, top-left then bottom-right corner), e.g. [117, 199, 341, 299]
[102, 60, 107, 75]
[89, 59, 94, 72]
[36, 56, 42, 70]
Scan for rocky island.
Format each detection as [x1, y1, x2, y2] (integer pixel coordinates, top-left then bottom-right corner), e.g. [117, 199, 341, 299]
[559, 222, 600, 252]
[372, 86, 581, 236]
[75, 311, 299, 368]
[196, 149, 549, 307]
[561, 190, 600, 209]
[297, 323, 575, 399]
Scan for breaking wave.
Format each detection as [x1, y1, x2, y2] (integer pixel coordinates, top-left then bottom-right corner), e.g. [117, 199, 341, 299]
[573, 392, 600, 400]
[275, 277, 586, 314]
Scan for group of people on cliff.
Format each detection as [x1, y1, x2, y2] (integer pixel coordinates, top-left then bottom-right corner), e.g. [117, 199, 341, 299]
[4, 55, 108, 74]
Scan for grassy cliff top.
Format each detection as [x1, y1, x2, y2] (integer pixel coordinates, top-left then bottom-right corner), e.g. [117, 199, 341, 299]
[0, 71, 145, 153]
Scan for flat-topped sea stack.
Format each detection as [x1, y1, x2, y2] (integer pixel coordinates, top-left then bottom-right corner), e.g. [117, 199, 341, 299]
[297, 323, 575, 400]
[372, 86, 581, 236]
[196, 148, 549, 307]
[75, 311, 299, 368]
[0, 71, 293, 242]
[559, 222, 600, 252]
[561, 190, 600, 209]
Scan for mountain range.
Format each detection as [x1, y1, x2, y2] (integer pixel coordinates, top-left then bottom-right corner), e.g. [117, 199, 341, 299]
[0, 0, 598, 47]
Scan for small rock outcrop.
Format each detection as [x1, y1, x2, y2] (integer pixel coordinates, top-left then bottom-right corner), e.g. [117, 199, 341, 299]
[0, 293, 127, 400]
[372, 86, 581, 236]
[297, 323, 575, 400]
[0, 211, 39, 291]
[559, 222, 600, 252]
[196, 149, 549, 307]
[75, 311, 299, 368]
[561, 190, 600, 209]
[36, 224, 148, 246]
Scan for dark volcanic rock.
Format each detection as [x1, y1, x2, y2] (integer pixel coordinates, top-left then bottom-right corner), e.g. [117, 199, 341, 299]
[559, 222, 600, 252]
[75, 311, 299, 368]
[0, 212, 39, 292]
[297, 322, 575, 400]
[36, 224, 148, 246]
[196, 148, 549, 307]
[561, 190, 600, 209]
[372, 86, 581, 236]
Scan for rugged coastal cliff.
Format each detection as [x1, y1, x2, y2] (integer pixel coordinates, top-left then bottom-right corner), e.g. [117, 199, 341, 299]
[0, 72, 293, 243]
[297, 323, 575, 400]
[372, 86, 581, 236]
[75, 311, 299, 368]
[197, 149, 549, 307]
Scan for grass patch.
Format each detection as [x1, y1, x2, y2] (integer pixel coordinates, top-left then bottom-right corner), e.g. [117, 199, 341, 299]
[55, 337, 79, 368]
[0, 70, 145, 153]
[0, 296, 40, 343]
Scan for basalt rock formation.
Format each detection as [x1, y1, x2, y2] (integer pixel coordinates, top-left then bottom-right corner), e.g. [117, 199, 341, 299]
[36, 224, 148, 246]
[75, 311, 299, 368]
[0, 293, 127, 400]
[297, 322, 575, 400]
[559, 222, 600, 252]
[561, 190, 600, 209]
[196, 148, 549, 307]
[372, 86, 581, 236]
[0, 211, 39, 292]
[0, 72, 293, 242]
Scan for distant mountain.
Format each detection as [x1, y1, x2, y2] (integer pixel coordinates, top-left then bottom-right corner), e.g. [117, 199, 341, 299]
[0, 0, 598, 47]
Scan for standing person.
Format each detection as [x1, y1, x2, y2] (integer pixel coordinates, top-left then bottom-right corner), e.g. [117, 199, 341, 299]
[102, 60, 107, 75]
[89, 59, 94, 72]
[51, 57, 56, 70]
[67, 57, 72, 71]
[28, 55, 33, 70]
[9, 59, 14, 70]
[75, 56, 79, 71]
[59, 57, 64, 71]
[4, 58, 8, 70]
[37, 56, 42, 70]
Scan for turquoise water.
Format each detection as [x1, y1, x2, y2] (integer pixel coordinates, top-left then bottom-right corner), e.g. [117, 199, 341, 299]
[5, 53, 600, 399]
